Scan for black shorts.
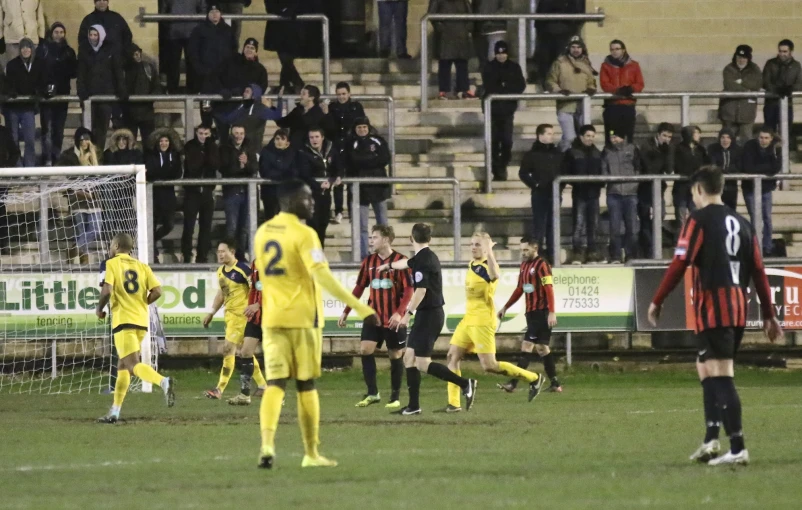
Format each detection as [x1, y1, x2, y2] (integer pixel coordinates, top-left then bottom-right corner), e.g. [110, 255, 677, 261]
[524, 310, 551, 345]
[408, 307, 445, 358]
[361, 323, 407, 351]
[696, 327, 745, 362]
[244, 321, 262, 341]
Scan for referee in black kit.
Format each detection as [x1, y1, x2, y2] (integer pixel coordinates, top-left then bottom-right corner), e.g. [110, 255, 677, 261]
[377, 223, 478, 415]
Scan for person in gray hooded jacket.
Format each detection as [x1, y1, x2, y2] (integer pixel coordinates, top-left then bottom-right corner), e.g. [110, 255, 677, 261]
[602, 126, 640, 263]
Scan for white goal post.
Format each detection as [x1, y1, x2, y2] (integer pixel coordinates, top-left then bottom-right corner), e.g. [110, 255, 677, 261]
[0, 165, 156, 393]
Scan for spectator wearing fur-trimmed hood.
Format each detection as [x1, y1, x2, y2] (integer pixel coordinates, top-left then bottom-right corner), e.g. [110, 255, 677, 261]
[103, 129, 143, 166]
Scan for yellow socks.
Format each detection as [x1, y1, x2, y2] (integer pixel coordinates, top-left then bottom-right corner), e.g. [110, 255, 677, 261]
[132, 363, 165, 386]
[498, 361, 539, 383]
[252, 356, 267, 388]
[217, 354, 235, 392]
[113, 369, 131, 408]
[297, 390, 321, 458]
[260, 385, 285, 453]
[447, 368, 462, 408]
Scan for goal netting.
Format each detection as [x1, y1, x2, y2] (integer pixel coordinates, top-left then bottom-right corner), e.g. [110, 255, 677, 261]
[0, 166, 157, 394]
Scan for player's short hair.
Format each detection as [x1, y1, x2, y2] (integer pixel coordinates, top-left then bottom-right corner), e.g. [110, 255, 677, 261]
[520, 236, 539, 249]
[656, 122, 675, 135]
[218, 237, 237, 252]
[578, 125, 596, 136]
[113, 233, 133, 252]
[273, 128, 289, 140]
[690, 165, 724, 196]
[277, 179, 309, 210]
[372, 224, 395, 242]
[411, 223, 432, 244]
[536, 124, 553, 136]
[335, 81, 351, 92]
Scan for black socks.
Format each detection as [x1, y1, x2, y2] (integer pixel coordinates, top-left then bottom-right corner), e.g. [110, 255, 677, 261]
[542, 352, 558, 382]
[239, 356, 254, 396]
[361, 355, 378, 396]
[406, 367, 421, 409]
[712, 376, 745, 453]
[389, 357, 404, 401]
[510, 352, 537, 389]
[426, 362, 469, 389]
[701, 378, 721, 443]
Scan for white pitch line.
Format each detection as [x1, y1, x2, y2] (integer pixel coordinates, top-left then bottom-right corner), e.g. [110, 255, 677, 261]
[7, 455, 232, 473]
[627, 403, 802, 415]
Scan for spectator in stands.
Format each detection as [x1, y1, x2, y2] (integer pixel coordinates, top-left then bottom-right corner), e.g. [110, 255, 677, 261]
[378, 0, 410, 59]
[275, 84, 326, 148]
[103, 129, 143, 166]
[0, 0, 45, 66]
[124, 43, 160, 144]
[533, 0, 584, 88]
[742, 125, 782, 256]
[341, 117, 391, 259]
[162, 0, 206, 93]
[672, 125, 709, 221]
[5, 37, 44, 167]
[0, 117, 21, 255]
[719, 45, 762, 143]
[563, 125, 603, 264]
[219, 124, 257, 259]
[182, 124, 220, 263]
[546, 36, 597, 152]
[519, 124, 563, 263]
[482, 40, 526, 182]
[602, 126, 640, 263]
[476, 0, 509, 63]
[77, 25, 127, 151]
[300, 127, 340, 246]
[600, 40, 644, 145]
[37, 22, 77, 166]
[214, 38, 270, 137]
[78, 0, 132, 58]
[220, 84, 281, 147]
[707, 127, 742, 210]
[429, 0, 475, 100]
[146, 129, 183, 262]
[264, 0, 304, 94]
[259, 128, 306, 221]
[638, 122, 674, 258]
[762, 39, 802, 135]
[218, 0, 247, 46]
[324, 82, 365, 222]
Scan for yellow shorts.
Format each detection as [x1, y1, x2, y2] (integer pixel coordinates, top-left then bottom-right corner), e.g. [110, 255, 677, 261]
[114, 328, 146, 359]
[225, 314, 247, 345]
[450, 323, 496, 354]
[263, 327, 322, 381]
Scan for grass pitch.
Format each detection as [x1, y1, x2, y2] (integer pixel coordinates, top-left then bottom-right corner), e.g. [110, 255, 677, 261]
[2, 363, 802, 509]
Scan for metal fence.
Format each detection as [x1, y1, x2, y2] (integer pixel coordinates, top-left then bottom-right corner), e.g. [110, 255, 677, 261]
[483, 91, 800, 193]
[419, 12, 606, 111]
[137, 9, 331, 93]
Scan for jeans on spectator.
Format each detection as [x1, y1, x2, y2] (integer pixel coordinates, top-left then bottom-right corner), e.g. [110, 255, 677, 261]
[359, 200, 388, 259]
[438, 59, 469, 94]
[378, 1, 408, 56]
[278, 52, 304, 91]
[763, 100, 793, 136]
[73, 211, 102, 255]
[224, 187, 249, 259]
[41, 104, 69, 165]
[637, 194, 665, 258]
[220, 2, 244, 45]
[182, 188, 214, 263]
[602, 103, 636, 144]
[531, 188, 555, 262]
[557, 110, 582, 152]
[744, 190, 773, 256]
[491, 114, 514, 180]
[572, 195, 599, 252]
[607, 194, 638, 262]
[7, 108, 36, 167]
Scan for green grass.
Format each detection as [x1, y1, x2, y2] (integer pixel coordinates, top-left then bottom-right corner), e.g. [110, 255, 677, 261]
[2, 364, 802, 509]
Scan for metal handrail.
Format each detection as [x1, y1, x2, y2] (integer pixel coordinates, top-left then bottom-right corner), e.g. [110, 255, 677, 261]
[419, 11, 606, 111]
[136, 9, 331, 92]
[482, 91, 801, 192]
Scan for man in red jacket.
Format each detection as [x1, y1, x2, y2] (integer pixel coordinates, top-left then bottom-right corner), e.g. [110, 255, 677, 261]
[600, 39, 644, 145]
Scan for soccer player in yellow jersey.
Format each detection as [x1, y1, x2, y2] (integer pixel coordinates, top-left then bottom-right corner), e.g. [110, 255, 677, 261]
[254, 180, 378, 470]
[96, 233, 175, 423]
[445, 233, 544, 411]
[203, 239, 268, 400]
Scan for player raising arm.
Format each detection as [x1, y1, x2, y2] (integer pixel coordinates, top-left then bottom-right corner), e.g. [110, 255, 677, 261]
[255, 180, 379, 470]
[648, 165, 782, 466]
[96, 233, 175, 423]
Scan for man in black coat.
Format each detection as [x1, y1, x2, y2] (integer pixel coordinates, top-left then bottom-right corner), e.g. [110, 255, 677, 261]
[263, 0, 304, 93]
[324, 81, 365, 222]
[258, 128, 311, 221]
[182, 124, 220, 262]
[219, 124, 258, 259]
[37, 22, 77, 166]
[707, 127, 743, 210]
[563, 125, 603, 263]
[0, 122, 22, 254]
[672, 125, 709, 222]
[519, 124, 563, 262]
[78, 0, 133, 58]
[125, 44, 161, 144]
[638, 122, 674, 258]
[482, 41, 526, 181]
[145, 129, 184, 261]
[742, 125, 782, 256]
[299, 127, 341, 246]
[213, 38, 269, 137]
[533, 0, 585, 87]
[275, 84, 327, 148]
[762, 39, 802, 134]
[5, 37, 45, 167]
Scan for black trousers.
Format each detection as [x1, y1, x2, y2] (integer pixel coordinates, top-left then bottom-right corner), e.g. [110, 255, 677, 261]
[89, 103, 114, 151]
[311, 191, 331, 247]
[490, 113, 514, 180]
[602, 104, 637, 144]
[124, 117, 155, 145]
[153, 189, 177, 258]
[534, 30, 575, 85]
[164, 38, 196, 93]
[278, 52, 304, 91]
[182, 188, 215, 262]
[261, 185, 281, 222]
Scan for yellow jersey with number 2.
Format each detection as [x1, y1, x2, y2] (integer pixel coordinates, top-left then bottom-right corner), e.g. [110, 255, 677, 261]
[100, 253, 160, 332]
[254, 212, 328, 329]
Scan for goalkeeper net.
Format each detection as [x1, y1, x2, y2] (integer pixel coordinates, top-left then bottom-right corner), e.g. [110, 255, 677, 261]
[0, 166, 155, 394]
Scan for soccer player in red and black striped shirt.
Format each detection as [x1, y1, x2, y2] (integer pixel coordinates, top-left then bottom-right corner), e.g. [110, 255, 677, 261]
[497, 236, 562, 393]
[649, 166, 782, 466]
[339, 225, 414, 408]
[228, 261, 269, 405]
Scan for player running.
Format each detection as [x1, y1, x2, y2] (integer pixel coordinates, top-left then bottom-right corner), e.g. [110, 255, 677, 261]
[254, 180, 379, 469]
[497, 236, 562, 393]
[445, 233, 544, 412]
[203, 239, 268, 400]
[338, 225, 413, 409]
[96, 233, 175, 423]
[648, 166, 782, 466]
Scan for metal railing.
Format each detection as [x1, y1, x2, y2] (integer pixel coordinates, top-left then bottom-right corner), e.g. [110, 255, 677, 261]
[419, 12, 605, 111]
[150, 177, 462, 264]
[550, 173, 802, 267]
[483, 91, 799, 193]
[137, 9, 331, 93]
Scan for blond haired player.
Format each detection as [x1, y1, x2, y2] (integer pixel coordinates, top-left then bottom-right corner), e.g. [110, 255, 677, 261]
[445, 233, 543, 412]
[96, 233, 175, 423]
[254, 180, 378, 470]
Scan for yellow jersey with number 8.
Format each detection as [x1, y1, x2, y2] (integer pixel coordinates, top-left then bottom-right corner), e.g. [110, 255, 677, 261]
[254, 212, 328, 329]
[100, 253, 160, 332]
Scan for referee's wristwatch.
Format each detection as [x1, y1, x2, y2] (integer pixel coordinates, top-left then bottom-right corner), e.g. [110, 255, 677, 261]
[407, 309, 414, 316]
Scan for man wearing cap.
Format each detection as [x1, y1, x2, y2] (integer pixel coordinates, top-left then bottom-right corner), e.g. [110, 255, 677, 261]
[4, 37, 44, 167]
[78, 0, 133, 58]
[0, 0, 45, 65]
[762, 39, 802, 135]
[719, 45, 762, 143]
[162, 0, 206, 93]
[601, 126, 640, 264]
[482, 40, 526, 182]
[546, 36, 597, 152]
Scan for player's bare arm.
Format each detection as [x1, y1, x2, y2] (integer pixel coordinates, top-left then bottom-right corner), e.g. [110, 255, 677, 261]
[481, 236, 500, 281]
[147, 286, 162, 305]
[203, 289, 225, 328]
[244, 302, 260, 320]
[96, 283, 112, 319]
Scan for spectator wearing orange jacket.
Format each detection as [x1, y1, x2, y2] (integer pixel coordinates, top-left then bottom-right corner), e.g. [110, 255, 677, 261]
[600, 39, 644, 145]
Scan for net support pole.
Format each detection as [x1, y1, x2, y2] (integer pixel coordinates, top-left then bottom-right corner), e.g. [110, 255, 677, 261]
[453, 181, 461, 261]
[351, 183, 361, 262]
[566, 332, 572, 366]
[51, 339, 57, 379]
[137, 167, 153, 392]
[753, 176, 763, 256]
[680, 95, 690, 127]
[248, 181, 259, 256]
[322, 17, 331, 93]
[184, 98, 195, 142]
[780, 96, 790, 186]
[652, 179, 662, 259]
[483, 97, 493, 193]
[82, 99, 92, 131]
[420, 16, 428, 112]
[517, 19, 527, 111]
[552, 179, 561, 267]
[38, 183, 50, 264]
